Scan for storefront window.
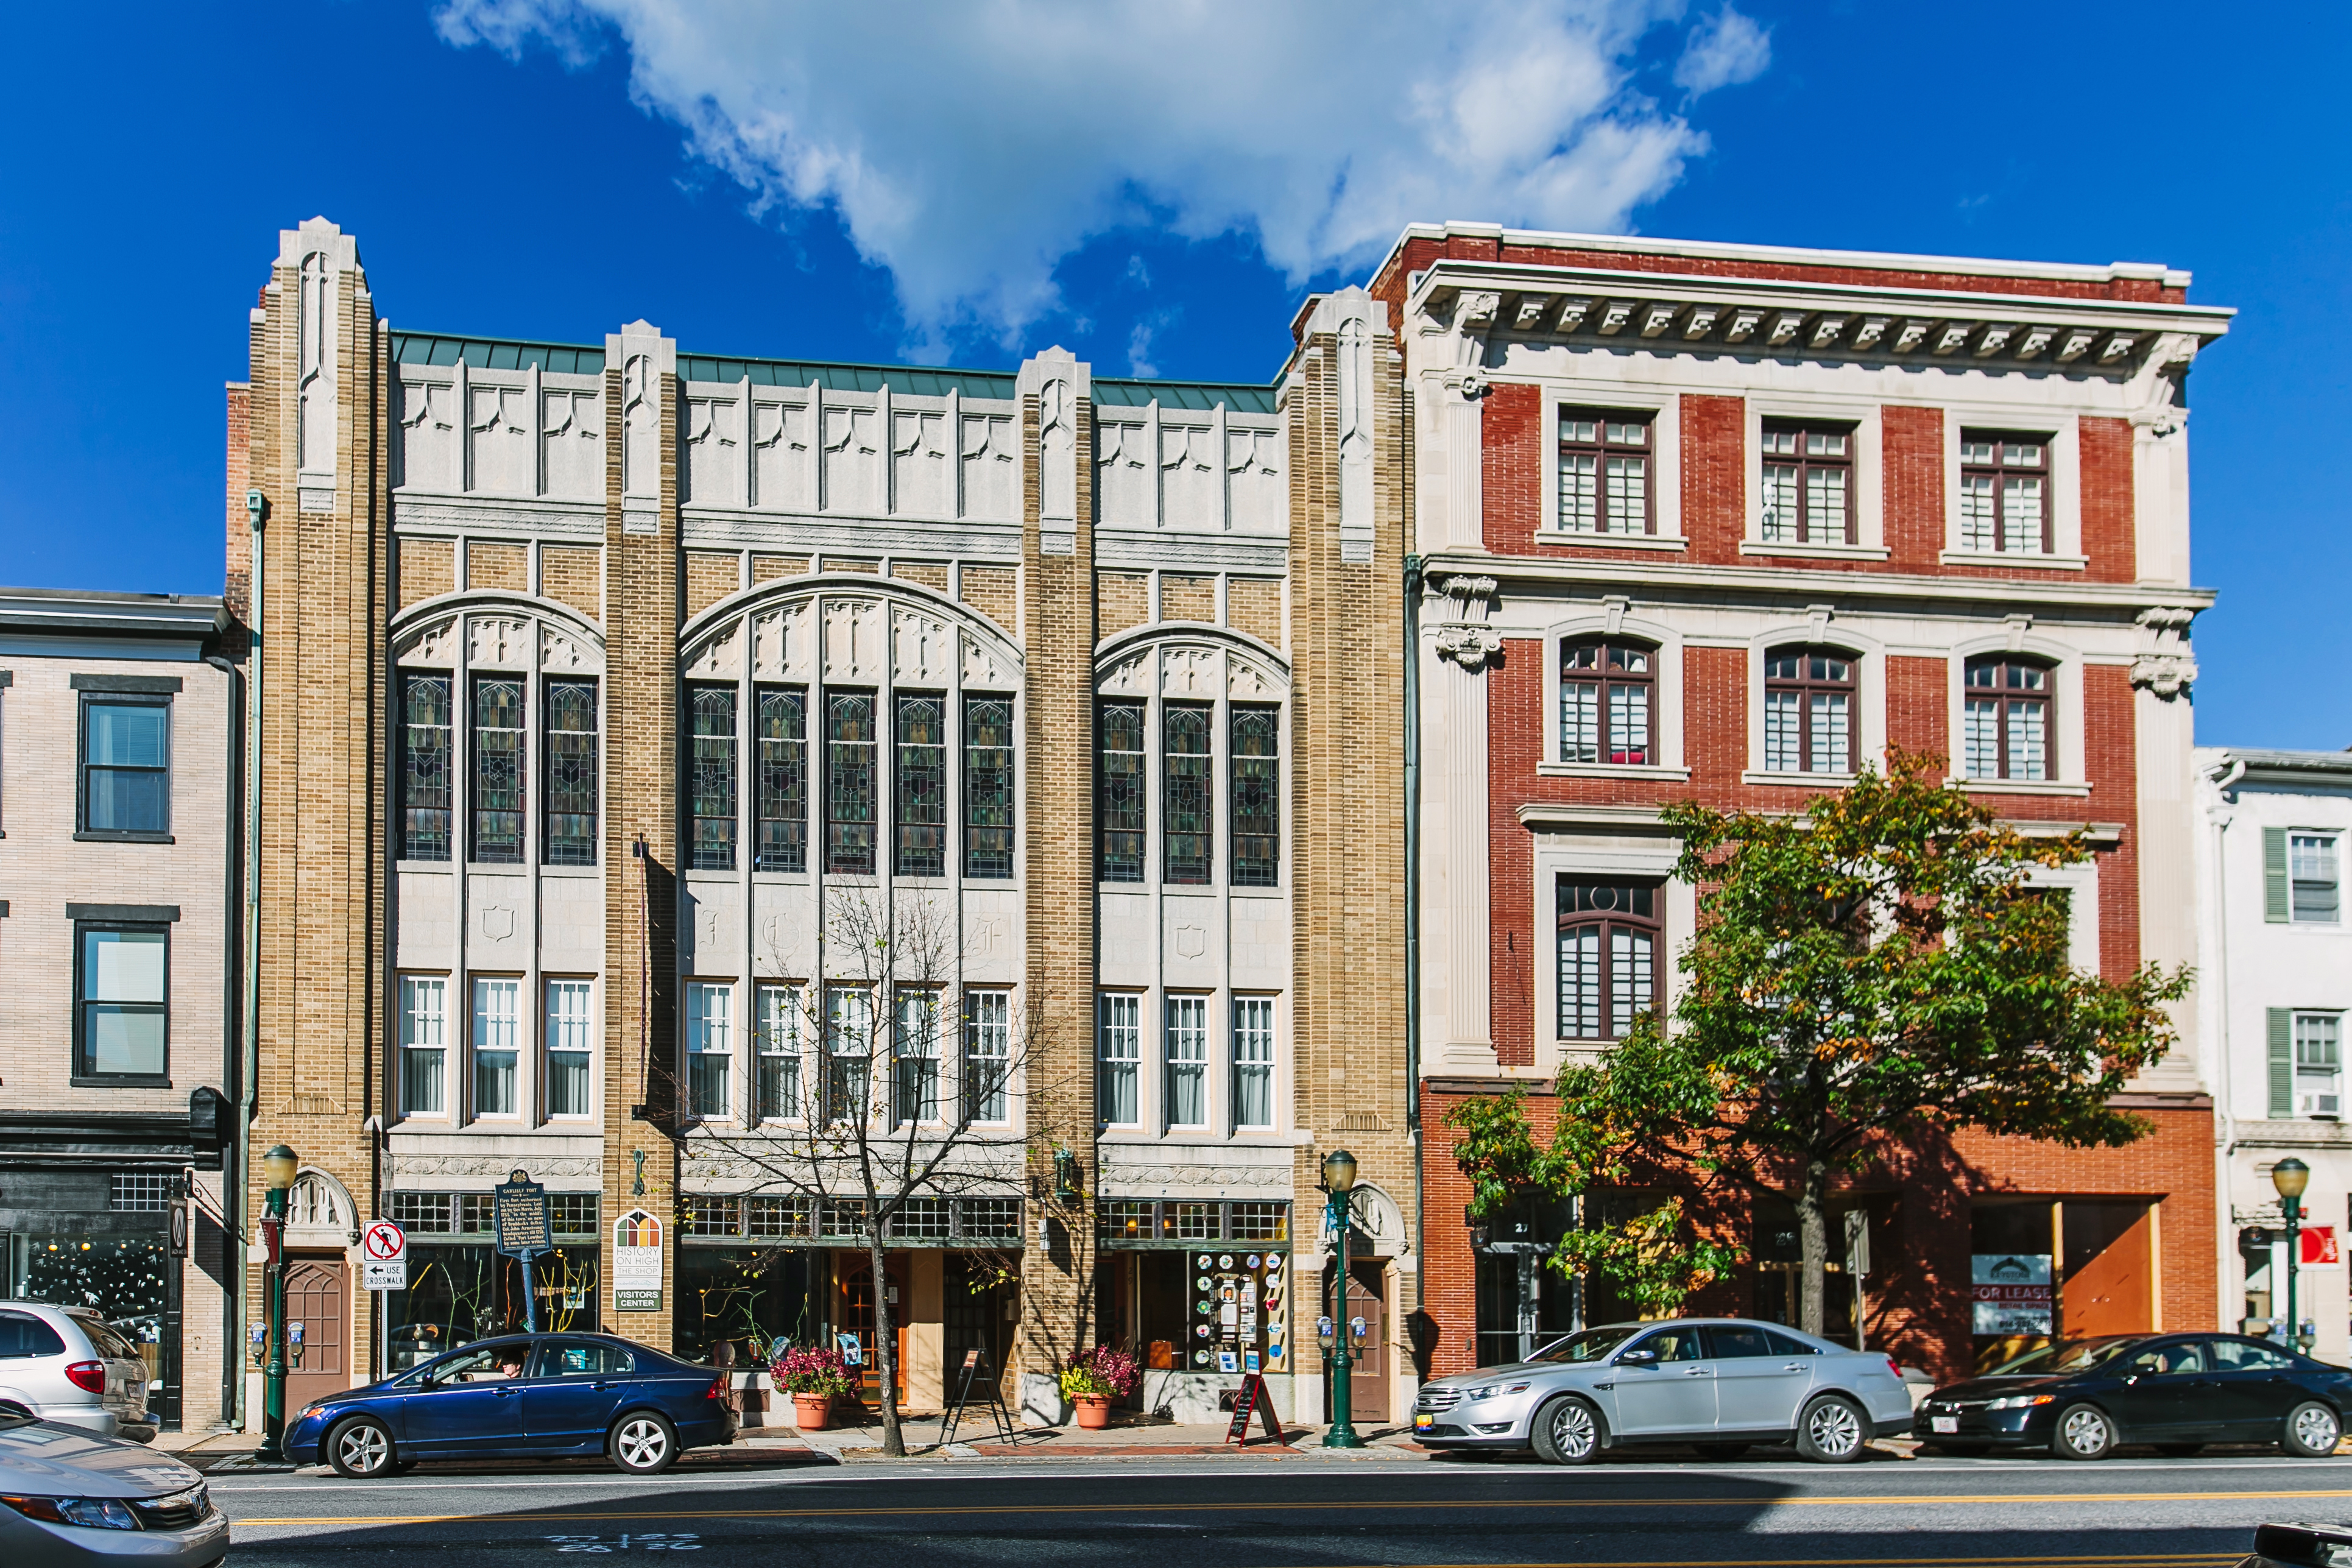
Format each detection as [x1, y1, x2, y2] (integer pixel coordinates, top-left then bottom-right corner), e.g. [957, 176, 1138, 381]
[675, 1248, 819, 1364]
[11, 1236, 168, 1383]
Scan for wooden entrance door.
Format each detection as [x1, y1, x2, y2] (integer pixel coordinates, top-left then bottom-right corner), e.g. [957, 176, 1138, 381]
[836, 1252, 909, 1407]
[283, 1255, 348, 1410]
[1344, 1261, 1389, 1424]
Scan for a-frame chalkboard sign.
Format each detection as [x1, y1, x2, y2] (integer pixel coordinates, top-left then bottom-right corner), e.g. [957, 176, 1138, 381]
[939, 1347, 1017, 1449]
[1222, 1372, 1285, 1446]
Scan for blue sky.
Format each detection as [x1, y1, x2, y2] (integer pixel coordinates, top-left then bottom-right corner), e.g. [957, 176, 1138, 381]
[1, 1, 2344, 747]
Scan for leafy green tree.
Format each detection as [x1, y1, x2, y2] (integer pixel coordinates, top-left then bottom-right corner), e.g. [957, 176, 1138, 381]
[1458, 754, 2188, 1338]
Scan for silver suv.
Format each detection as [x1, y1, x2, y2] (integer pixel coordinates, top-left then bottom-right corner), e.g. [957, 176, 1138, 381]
[0, 1304, 154, 1442]
[1413, 1318, 1915, 1464]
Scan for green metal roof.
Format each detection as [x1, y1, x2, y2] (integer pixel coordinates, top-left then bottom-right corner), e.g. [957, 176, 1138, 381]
[390, 333, 606, 375]
[392, 334, 1276, 412]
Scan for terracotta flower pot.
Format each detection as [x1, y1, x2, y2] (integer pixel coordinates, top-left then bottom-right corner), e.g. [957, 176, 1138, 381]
[793, 1393, 834, 1431]
[1073, 1394, 1113, 1430]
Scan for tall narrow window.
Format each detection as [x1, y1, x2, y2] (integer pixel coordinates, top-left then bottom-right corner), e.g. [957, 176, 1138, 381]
[400, 975, 447, 1115]
[545, 979, 592, 1117]
[1958, 433, 2050, 554]
[757, 984, 800, 1121]
[688, 685, 737, 871]
[2297, 1013, 2343, 1118]
[1232, 997, 1275, 1131]
[1962, 658, 2052, 782]
[400, 673, 453, 861]
[964, 696, 1015, 879]
[543, 680, 598, 866]
[1165, 995, 1208, 1129]
[1231, 705, 1279, 887]
[1557, 410, 1651, 535]
[1763, 648, 1856, 774]
[1098, 701, 1146, 882]
[471, 678, 525, 863]
[754, 687, 807, 873]
[1759, 423, 1854, 545]
[79, 696, 171, 836]
[471, 976, 520, 1116]
[1557, 881, 1658, 1042]
[687, 981, 733, 1120]
[894, 991, 940, 1125]
[826, 692, 877, 875]
[895, 694, 947, 877]
[825, 987, 872, 1122]
[1559, 640, 1654, 765]
[1164, 704, 1212, 885]
[964, 991, 1010, 1124]
[76, 925, 168, 1080]
[2292, 833, 2342, 923]
[1098, 994, 1141, 1126]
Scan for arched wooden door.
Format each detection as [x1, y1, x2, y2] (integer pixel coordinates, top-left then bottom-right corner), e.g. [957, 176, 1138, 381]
[283, 1255, 348, 1409]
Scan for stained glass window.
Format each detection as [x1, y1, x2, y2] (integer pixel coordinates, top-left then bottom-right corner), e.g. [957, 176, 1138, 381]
[964, 696, 1015, 879]
[543, 680, 597, 866]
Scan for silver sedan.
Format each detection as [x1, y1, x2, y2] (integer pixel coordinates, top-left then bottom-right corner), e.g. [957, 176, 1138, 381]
[1411, 1318, 1915, 1464]
[0, 1413, 225, 1566]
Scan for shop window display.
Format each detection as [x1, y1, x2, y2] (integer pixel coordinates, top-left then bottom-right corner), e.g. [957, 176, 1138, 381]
[676, 1248, 819, 1365]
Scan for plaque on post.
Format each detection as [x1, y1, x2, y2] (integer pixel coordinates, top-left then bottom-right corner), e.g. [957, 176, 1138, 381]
[495, 1170, 553, 1332]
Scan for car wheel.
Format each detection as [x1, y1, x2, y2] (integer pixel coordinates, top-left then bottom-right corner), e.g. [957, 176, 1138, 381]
[1794, 1394, 1868, 1463]
[2051, 1404, 2116, 1460]
[1527, 1394, 1603, 1466]
[2154, 1443, 2205, 1458]
[609, 1410, 679, 1475]
[1692, 1442, 1751, 1460]
[2283, 1400, 2342, 1458]
[326, 1416, 397, 1480]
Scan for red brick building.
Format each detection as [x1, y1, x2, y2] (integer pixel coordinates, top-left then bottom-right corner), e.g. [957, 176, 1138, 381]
[1384, 223, 2230, 1383]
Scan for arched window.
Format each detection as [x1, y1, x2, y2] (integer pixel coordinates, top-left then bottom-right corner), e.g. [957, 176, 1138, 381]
[1764, 647, 1856, 774]
[1557, 880, 1659, 1042]
[1561, 640, 1655, 765]
[1963, 657, 2052, 781]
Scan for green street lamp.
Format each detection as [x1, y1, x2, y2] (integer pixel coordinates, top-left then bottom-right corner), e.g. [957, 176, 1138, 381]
[257, 1145, 298, 1463]
[2273, 1158, 2312, 1352]
[1321, 1150, 1365, 1449]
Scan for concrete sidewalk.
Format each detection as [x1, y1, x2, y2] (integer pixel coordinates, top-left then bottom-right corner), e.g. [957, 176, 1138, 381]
[743, 1411, 1430, 1462]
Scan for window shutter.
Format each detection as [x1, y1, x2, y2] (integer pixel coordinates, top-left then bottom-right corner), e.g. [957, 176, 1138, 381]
[2270, 1009, 2295, 1118]
[2265, 828, 2291, 922]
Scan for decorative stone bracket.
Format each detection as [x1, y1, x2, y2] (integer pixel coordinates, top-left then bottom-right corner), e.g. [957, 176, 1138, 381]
[1432, 573, 1503, 670]
[2131, 604, 2199, 699]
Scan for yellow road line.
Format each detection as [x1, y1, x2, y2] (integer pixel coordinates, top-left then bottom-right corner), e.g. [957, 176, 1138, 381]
[225, 1486, 2352, 1528]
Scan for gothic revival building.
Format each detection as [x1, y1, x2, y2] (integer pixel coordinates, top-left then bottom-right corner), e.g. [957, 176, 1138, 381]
[230, 219, 1413, 1424]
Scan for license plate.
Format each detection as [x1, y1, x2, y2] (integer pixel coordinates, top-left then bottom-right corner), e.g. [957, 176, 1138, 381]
[1931, 1416, 1958, 1434]
[1414, 1412, 1435, 1430]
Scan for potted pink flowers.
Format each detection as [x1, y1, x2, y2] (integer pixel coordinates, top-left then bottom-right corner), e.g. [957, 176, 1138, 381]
[1058, 1345, 1141, 1430]
[771, 1344, 854, 1431]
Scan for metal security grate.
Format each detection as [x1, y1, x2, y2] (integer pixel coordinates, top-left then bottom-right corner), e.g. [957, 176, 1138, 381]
[109, 1173, 178, 1212]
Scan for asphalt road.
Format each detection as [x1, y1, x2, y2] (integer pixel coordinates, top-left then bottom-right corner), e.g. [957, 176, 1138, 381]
[213, 1449, 2333, 1567]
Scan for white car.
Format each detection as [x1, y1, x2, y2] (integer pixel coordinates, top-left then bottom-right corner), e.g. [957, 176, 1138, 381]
[0, 1304, 155, 1442]
[1412, 1318, 1915, 1464]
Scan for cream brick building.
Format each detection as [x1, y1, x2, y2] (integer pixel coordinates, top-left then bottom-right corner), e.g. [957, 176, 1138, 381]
[234, 219, 1416, 1427]
[0, 587, 239, 1433]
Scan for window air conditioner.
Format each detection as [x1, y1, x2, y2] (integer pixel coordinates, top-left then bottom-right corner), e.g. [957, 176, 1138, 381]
[2300, 1089, 2341, 1119]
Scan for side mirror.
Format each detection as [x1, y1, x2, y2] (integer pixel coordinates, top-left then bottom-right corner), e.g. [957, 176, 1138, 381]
[1617, 1349, 1658, 1367]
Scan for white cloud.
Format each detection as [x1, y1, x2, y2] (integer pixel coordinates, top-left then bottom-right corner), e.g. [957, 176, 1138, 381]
[1672, 7, 1771, 97]
[1126, 319, 1160, 379]
[437, 0, 1760, 347]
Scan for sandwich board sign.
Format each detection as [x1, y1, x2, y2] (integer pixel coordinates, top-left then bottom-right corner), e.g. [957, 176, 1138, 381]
[361, 1220, 408, 1291]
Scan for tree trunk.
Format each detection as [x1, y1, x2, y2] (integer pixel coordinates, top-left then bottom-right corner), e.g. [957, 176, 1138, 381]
[1798, 1161, 1829, 1338]
[869, 1234, 904, 1456]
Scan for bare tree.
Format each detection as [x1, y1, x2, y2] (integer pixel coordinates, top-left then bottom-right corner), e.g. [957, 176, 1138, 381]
[682, 886, 1058, 1457]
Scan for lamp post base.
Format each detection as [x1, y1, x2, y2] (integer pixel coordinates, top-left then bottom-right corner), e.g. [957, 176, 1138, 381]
[1321, 1425, 1367, 1449]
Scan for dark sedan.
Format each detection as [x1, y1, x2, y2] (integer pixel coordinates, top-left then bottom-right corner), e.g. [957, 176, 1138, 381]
[285, 1333, 732, 1478]
[1919, 1332, 2351, 1460]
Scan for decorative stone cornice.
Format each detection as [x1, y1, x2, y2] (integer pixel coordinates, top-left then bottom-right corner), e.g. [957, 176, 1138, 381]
[2131, 604, 2200, 699]
[1431, 573, 1503, 669]
[1407, 260, 2231, 376]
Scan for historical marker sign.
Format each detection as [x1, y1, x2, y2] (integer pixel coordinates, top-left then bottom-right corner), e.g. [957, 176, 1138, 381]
[494, 1171, 551, 1259]
[614, 1208, 663, 1312]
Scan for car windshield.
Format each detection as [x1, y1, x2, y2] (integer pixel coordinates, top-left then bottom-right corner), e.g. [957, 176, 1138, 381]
[1528, 1326, 1640, 1364]
[1987, 1337, 2136, 1376]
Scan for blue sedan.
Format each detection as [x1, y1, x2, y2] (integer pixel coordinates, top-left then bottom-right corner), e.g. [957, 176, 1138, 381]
[286, 1333, 733, 1478]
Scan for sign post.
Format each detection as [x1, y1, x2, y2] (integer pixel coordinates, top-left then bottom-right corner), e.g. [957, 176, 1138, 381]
[493, 1170, 553, 1333]
[361, 1220, 409, 1291]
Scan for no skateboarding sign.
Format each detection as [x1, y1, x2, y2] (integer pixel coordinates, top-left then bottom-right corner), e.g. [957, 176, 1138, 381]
[361, 1219, 408, 1291]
